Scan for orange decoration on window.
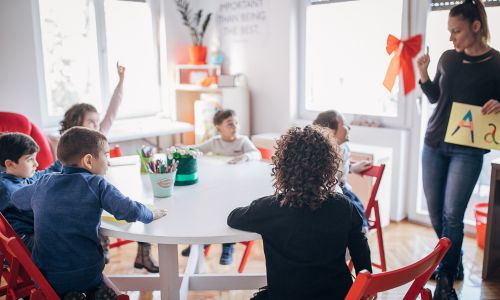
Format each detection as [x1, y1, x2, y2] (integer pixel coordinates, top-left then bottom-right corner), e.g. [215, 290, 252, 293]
[383, 34, 422, 95]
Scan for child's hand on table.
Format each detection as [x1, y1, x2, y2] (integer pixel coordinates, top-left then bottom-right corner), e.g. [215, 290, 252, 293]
[350, 160, 372, 174]
[152, 208, 168, 220]
[228, 154, 249, 164]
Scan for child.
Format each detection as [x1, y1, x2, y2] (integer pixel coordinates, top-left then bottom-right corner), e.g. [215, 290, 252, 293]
[10, 127, 167, 298]
[313, 110, 371, 230]
[196, 109, 261, 164]
[181, 109, 261, 265]
[227, 126, 372, 300]
[0, 132, 62, 251]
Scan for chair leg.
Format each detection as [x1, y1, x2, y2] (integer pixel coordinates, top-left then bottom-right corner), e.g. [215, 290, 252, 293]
[374, 201, 387, 272]
[238, 241, 254, 273]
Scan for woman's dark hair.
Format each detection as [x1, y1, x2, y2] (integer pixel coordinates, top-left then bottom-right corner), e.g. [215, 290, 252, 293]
[0, 132, 39, 167]
[313, 110, 340, 131]
[450, 0, 490, 42]
[213, 109, 236, 126]
[272, 126, 342, 210]
[59, 103, 98, 134]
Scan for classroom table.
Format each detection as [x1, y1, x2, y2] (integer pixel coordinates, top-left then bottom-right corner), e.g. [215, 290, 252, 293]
[483, 158, 500, 280]
[101, 155, 273, 300]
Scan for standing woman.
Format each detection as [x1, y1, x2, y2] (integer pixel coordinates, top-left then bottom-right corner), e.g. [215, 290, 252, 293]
[417, 0, 500, 299]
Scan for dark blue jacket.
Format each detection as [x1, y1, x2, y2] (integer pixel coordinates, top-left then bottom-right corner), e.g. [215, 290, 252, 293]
[11, 166, 153, 294]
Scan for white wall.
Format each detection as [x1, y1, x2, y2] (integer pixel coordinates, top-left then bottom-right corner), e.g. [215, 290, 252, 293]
[0, 0, 43, 126]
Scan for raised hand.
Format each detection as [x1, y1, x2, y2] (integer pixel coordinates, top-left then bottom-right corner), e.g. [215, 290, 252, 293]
[117, 61, 126, 83]
[417, 46, 430, 83]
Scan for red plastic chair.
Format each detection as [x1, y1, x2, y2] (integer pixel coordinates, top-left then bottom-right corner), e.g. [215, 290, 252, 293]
[0, 112, 54, 170]
[345, 237, 451, 300]
[204, 241, 255, 273]
[0, 213, 60, 299]
[349, 164, 387, 272]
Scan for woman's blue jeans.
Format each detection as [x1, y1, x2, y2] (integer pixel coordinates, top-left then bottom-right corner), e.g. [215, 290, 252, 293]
[422, 142, 483, 277]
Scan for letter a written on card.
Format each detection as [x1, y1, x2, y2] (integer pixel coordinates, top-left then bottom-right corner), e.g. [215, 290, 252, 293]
[445, 102, 500, 150]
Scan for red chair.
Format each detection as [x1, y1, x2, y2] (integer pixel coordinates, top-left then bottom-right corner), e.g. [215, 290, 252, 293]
[204, 241, 255, 273]
[349, 164, 387, 272]
[0, 213, 60, 299]
[0, 112, 54, 170]
[345, 237, 451, 300]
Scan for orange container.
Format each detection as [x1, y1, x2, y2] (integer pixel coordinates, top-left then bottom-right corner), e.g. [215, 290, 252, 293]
[474, 202, 488, 249]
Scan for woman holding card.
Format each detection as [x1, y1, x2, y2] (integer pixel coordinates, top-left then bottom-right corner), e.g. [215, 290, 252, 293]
[417, 0, 500, 299]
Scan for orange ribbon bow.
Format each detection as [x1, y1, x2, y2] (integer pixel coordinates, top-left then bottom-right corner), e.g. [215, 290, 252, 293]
[383, 34, 422, 95]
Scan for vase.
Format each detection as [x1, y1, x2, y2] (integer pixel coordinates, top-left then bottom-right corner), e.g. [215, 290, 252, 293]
[172, 157, 198, 186]
[188, 45, 207, 65]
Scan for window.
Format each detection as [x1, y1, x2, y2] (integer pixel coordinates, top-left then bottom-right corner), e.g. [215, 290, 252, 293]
[417, 3, 500, 225]
[37, 0, 162, 126]
[301, 0, 405, 123]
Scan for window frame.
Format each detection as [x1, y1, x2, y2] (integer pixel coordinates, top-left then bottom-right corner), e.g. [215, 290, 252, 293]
[297, 0, 411, 128]
[33, 0, 165, 128]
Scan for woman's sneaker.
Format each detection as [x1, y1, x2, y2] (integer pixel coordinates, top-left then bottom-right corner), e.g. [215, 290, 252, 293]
[93, 285, 118, 300]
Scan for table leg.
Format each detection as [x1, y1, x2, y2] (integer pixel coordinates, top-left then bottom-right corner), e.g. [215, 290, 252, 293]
[158, 244, 180, 300]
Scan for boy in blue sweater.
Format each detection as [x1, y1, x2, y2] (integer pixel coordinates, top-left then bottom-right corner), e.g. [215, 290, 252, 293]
[0, 132, 62, 250]
[10, 127, 167, 298]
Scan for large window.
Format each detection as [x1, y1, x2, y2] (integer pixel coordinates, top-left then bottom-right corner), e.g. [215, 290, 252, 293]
[38, 0, 161, 126]
[417, 4, 500, 225]
[302, 0, 404, 123]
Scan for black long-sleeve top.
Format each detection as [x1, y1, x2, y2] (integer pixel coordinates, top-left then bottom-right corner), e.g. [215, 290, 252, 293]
[420, 48, 500, 149]
[227, 193, 372, 300]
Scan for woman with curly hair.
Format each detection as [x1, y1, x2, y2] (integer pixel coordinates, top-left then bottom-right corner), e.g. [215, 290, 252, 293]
[227, 125, 372, 300]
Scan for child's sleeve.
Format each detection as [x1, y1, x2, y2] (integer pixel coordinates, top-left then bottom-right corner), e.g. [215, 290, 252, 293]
[100, 82, 123, 135]
[0, 182, 14, 212]
[194, 138, 214, 154]
[29, 160, 62, 182]
[10, 184, 37, 211]
[227, 197, 269, 233]
[96, 177, 153, 224]
[347, 199, 372, 274]
[241, 137, 262, 161]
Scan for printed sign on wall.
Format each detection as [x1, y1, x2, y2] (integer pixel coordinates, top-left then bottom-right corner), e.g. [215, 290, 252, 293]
[216, 0, 269, 43]
[445, 102, 499, 150]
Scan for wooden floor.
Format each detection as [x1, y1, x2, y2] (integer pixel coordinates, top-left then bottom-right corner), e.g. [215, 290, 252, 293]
[103, 221, 500, 300]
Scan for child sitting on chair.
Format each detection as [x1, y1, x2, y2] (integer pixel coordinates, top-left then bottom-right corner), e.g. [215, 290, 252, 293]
[227, 125, 372, 300]
[10, 127, 167, 299]
[196, 109, 261, 164]
[181, 109, 261, 265]
[313, 110, 372, 231]
[0, 132, 62, 251]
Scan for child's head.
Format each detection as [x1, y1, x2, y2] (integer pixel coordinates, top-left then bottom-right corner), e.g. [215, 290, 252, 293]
[213, 109, 238, 141]
[57, 127, 109, 175]
[272, 126, 342, 210]
[0, 132, 40, 178]
[59, 103, 99, 134]
[313, 110, 350, 145]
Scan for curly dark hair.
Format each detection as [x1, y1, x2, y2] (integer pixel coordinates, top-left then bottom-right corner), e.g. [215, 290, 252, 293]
[271, 126, 342, 210]
[59, 103, 98, 134]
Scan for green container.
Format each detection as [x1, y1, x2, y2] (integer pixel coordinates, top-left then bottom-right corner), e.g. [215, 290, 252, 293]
[149, 172, 176, 198]
[171, 157, 198, 186]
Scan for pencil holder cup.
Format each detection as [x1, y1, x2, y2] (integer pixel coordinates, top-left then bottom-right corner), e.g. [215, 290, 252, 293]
[139, 156, 153, 174]
[149, 171, 176, 198]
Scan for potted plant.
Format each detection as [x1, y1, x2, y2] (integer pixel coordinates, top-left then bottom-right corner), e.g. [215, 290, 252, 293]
[166, 146, 203, 185]
[175, 0, 212, 65]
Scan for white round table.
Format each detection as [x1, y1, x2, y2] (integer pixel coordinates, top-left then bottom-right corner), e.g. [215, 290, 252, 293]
[101, 155, 273, 300]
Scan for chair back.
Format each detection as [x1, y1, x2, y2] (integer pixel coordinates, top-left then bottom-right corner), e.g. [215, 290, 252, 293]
[0, 213, 60, 299]
[0, 112, 54, 170]
[345, 238, 451, 300]
[361, 164, 385, 218]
